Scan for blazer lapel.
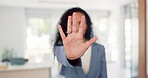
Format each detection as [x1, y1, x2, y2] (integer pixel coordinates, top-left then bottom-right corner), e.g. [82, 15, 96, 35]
[76, 68, 87, 78]
[87, 43, 98, 78]
[76, 43, 98, 78]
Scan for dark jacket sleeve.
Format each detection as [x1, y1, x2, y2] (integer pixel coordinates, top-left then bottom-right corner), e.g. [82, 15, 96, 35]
[55, 46, 82, 67]
[99, 46, 108, 78]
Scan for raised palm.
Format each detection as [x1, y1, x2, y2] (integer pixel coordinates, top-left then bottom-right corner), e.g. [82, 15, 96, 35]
[58, 12, 98, 60]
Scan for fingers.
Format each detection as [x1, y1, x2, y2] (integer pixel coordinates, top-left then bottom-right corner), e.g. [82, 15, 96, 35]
[78, 15, 86, 34]
[58, 25, 66, 40]
[72, 12, 78, 32]
[85, 37, 98, 48]
[67, 16, 72, 34]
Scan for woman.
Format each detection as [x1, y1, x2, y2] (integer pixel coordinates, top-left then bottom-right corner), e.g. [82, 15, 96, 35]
[54, 7, 107, 78]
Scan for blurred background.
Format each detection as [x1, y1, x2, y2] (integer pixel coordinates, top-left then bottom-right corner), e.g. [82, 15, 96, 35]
[0, 0, 139, 78]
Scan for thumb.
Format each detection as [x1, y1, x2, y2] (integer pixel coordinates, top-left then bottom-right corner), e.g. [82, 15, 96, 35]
[85, 37, 98, 48]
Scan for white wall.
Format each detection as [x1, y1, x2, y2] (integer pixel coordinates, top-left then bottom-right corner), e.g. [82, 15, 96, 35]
[109, 7, 125, 67]
[0, 6, 25, 61]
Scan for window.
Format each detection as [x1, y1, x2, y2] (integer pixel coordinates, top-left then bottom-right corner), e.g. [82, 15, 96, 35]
[25, 9, 64, 64]
[124, 2, 138, 77]
[25, 18, 51, 63]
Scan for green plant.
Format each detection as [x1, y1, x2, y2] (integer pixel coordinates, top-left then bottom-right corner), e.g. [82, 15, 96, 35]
[2, 48, 15, 60]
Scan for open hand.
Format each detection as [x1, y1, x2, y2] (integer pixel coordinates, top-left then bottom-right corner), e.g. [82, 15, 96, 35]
[58, 12, 98, 60]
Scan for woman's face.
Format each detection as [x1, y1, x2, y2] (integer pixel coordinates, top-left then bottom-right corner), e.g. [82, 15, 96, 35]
[71, 12, 87, 35]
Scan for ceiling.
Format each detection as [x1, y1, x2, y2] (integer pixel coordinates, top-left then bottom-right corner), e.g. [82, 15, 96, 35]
[0, 0, 136, 10]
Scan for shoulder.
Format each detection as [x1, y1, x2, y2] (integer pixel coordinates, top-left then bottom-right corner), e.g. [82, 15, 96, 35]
[55, 45, 64, 50]
[92, 42, 105, 49]
[54, 46, 64, 54]
[92, 43, 106, 56]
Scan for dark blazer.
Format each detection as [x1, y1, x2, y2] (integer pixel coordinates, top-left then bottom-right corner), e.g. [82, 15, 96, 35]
[55, 43, 107, 78]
